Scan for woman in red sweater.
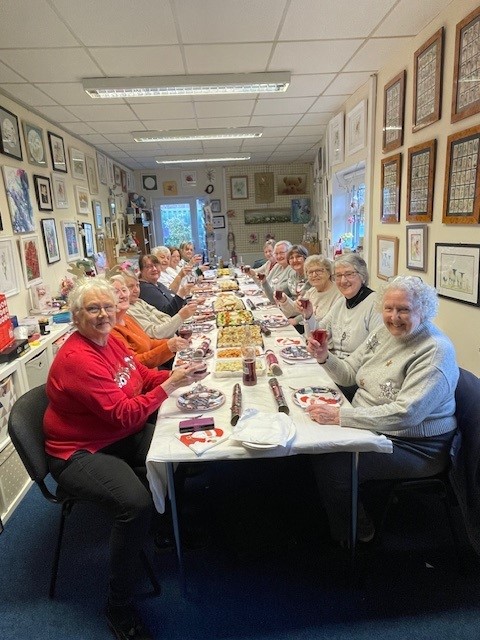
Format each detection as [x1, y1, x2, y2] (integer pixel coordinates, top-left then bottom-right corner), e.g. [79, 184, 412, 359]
[44, 277, 205, 640]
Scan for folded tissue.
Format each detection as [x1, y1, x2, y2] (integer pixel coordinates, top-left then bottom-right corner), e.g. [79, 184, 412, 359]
[231, 408, 295, 447]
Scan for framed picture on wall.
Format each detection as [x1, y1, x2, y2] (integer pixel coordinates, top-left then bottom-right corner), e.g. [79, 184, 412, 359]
[212, 216, 225, 229]
[93, 200, 103, 229]
[75, 185, 90, 215]
[70, 147, 86, 180]
[51, 173, 69, 209]
[33, 175, 53, 212]
[48, 131, 67, 173]
[82, 222, 95, 258]
[406, 139, 436, 222]
[230, 176, 248, 199]
[382, 70, 406, 153]
[406, 224, 427, 272]
[3, 165, 35, 233]
[0, 106, 22, 161]
[40, 218, 61, 264]
[412, 28, 443, 132]
[62, 221, 81, 261]
[19, 235, 42, 287]
[451, 6, 480, 123]
[345, 100, 366, 156]
[435, 243, 480, 306]
[381, 153, 402, 223]
[328, 112, 344, 166]
[0, 238, 20, 297]
[377, 235, 399, 281]
[210, 199, 221, 213]
[85, 155, 99, 194]
[22, 121, 47, 167]
[442, 124, 480, 225]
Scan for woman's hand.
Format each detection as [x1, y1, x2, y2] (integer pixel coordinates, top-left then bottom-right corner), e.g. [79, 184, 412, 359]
[296, 298, 313, 318]
[306, 334, 329, 363]
[178, 282, 194, 298]
[161, 364, 208, 394]
[167, 336, 189, 352]
[179, 265, 193, 279]
[179, 302, 197, 320]
[306, 402, 340, 425]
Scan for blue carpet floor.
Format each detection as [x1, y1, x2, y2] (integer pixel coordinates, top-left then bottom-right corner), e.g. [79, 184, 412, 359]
[1, 456, 480, 640]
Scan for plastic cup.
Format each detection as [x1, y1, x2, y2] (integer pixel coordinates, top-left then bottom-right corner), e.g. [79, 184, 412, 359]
[178, 326, 193, 340]
[274, 290, 283, 301]
[311, 329, 327, 344]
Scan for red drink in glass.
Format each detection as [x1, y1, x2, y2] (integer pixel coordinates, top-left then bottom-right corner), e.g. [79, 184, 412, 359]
[299, 298, 309, 310]
[275, 290, 283, 301]
[244, 265, 251, 274]
[178, 326, 193, 340]
[311, 329, 327, 344]
[258, 273, 266, 282]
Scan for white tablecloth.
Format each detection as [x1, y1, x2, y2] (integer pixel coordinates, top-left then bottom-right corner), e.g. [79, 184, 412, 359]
[146, 278, 392, 512]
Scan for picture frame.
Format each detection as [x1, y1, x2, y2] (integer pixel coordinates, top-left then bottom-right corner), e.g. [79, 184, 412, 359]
[62, 221, 81, 261]
[328, 112, 344, 166]
[0, 238, 20, 297]
[291, 198, 311, 224]
[162, 180, 177, 196]
[406, 139, 436, 222]
[113, 164, 122, 186]
[2, 165, 35, 233]
[19, 235, 42, 287]
[451, 6, 480, 123]
[107, 157, 114, 186]
[96, 151, 107, 185]
[181, 170, 197, 189]
[33, 174, 53, 212]
[40, 218, 61, 264]
[22, 121, 47, 167]
[276, 174, 307, 196]
[210, 199, 221, 213]
[435, 243, 480, 306]
[377, 235, 399, 281]
[383, 70, 406, 153]
[92, 200, 103, 229]
[70, 147, 86, 180]
[47, 131, 67, 173]
[85, 155, 99, 194]
[74, 185, 90, 215]
[244, 208, 291, 224]
[0, 105, 22, 161]
[406, 224, 428, 272]
[230, 176, 248, 199]
[442, 124, 480, 225]
[412, 28, 443, 132]
[254, 172, 275, 203]
[381, 153, 402, 223]
[51, 173, 69, 209]
[120, 169, 127, 193]
[212, 215, 225, 229]
[126, 171, 135, 192]
[82, 222, 95, 258]
[142, 174, 157, 191]
[112, 220, 119, 244]
[345, 100, 366, 156]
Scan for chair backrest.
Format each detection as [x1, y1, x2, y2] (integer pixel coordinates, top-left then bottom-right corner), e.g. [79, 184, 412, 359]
[454, 367, 478, 427]
[8, 384, 50, 484]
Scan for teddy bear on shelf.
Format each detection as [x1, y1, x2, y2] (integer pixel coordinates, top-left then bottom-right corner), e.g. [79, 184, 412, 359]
[280, 176, 304, 195]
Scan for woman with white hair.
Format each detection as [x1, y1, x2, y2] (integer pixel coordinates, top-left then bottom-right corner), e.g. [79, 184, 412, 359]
[307, 276, 459, 544]
[151, 245, 191, 292]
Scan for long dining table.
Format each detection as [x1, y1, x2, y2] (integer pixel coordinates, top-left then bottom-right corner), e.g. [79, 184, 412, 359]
[146, 271, 393, 580]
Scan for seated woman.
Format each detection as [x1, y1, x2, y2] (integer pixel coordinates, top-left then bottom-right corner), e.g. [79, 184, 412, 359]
[138, 254, 192, 316]
[167, 245, 181, 274]
[152, 245, 192, 292]
[110, 275, 188, 368]
[44, 277, 205, 640]
[306, 276, 459, 544]
[252, 239, 276, 273]
[278, 255, 341, 330]
[263, 244, 309, 305]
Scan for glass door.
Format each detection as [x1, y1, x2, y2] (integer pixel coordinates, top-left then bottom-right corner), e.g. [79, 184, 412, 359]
[152, 197, 207, 256]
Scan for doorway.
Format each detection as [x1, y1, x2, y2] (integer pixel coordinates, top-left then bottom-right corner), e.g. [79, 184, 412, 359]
[152, 197, 207, 256]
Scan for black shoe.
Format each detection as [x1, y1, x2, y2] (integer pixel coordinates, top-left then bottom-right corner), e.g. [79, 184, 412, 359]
[105, 604, 153, 640]
[153, 532, 175, 553]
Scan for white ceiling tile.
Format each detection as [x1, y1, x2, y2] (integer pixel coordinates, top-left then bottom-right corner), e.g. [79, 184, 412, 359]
[76, 133, 109, 143]
[1, 0, 78, 47]
[0, 62, 25, 84]
[324, 72, 372, 95]
[34, 105, 80, 122]
[194, 100, 255, 119]
[0, 49, 102, 83]
[103, 134, 137, 144]
[289, 125, 327, 137]
[68, 105, 138, 121]
[0, 84, 57, 107]
[38, 82, 125, 106]
[244, 137, 284, 146]
[268, 74, 336, 99]
[201, 142, 244, 152]
[89, 121, 143, 134]
[283, 135, 323, 145]
[253, 97, 316, 116]
[281, 0, 397, 39]
[141, 119, 198, 130]
[197, 117, 251, 128]
[298, 113, 333, 126]
[131, 102, 196, 120]
[374, 0, 452, 37]
[344, 37, 413, 72]
[184, 44, 273, 74]
[62, 122, 98, 135]
[250, 114, 302, 127]
[261, 127, 291, 138]
[89, 46, 185, 76]
[270, 40, 363, 74]
[309, 95, 350, 112]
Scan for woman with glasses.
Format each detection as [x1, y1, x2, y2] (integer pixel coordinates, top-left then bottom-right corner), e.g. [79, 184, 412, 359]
[262, 244, 309, 307]
[44, 277, 206, 640]
[151, 245, 192, 293]
[306, 276, 458, 545]
[138, 254, 192, 316]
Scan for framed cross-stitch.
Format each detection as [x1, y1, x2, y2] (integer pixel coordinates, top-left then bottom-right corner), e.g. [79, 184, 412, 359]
[212, 216, 225, 229]
[85, 155, 99, 194]
[75, 185, 90, 215]
[0, 106, 22, 161]
[70, 147, 86, 180]
[33, 175, 53, 212]
[210, 199, 221, 213]
[413, 28, 443, 132]
[452, 6, 480, 123]
[40, 218, 61, 264]
[406, 224, 427, 272]
[82, 222, 95, 258]
[93, 200, 103, 229]
[406, 139, 436, 222]
[381, 153, 402, 223]
[47, 131, 67, 173]
[435, 243, 480, 306]
[383, 70, 406, 153]
[23, 121, 47, 167]
[230, 176, 248, 199]
[51, 173, 69, 209]
[97, 151, 107, 185]
[442, 124, 480, 225]
[2, 165, 35, 233]
[377, 235, 399, 281]
[62, 221, 81, 261]
[328, 112, 344, 166]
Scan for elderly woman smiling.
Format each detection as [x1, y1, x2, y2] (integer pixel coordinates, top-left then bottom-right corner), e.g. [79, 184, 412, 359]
[306, 276, 459, 544]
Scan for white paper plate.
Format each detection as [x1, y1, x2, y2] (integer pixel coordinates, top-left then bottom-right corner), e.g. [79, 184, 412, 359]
[292, 386, 342, 408]
[242, 423, 296, 450]
[280, 345, 314, 361]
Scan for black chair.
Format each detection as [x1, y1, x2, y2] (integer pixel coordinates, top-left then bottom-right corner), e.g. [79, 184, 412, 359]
[7, 384, 160, 599]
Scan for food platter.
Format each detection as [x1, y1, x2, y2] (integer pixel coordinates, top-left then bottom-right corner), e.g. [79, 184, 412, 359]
[217, 325, 263, 347]
[279, 345, 315, 361]
[292, 386, 342, 408]
[213, 295, 245, 312]
[216, 346, 263, 358]
[216, 310, 254, 327]
[242, 423, 296, 450]
[261, 315, 290, 328]
[176, 386, 226, 412]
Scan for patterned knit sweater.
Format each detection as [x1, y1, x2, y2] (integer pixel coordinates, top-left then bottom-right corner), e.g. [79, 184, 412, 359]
[111, 315, 173, 368]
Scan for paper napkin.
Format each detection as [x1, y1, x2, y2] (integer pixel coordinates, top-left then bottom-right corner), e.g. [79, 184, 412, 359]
[175, 428, 229, 455]
[230, 408, 294, 447]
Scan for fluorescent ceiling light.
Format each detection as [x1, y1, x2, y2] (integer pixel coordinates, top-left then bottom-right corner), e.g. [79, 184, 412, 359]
[82, 72, 290, 98]
[155, 154, 251, 164]
[132, 127, 263, 142]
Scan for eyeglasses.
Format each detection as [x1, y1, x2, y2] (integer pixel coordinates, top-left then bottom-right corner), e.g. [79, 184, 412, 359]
[84, 305, 116, 316]
[307, 268, 327, 276]
[334, 271, 358, 281]
[143, 264, 158, 271]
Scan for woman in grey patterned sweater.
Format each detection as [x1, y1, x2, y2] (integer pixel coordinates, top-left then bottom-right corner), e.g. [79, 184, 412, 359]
[306, 276, 458, 543]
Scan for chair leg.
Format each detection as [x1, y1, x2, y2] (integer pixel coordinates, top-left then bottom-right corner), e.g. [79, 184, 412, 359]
[140, 550, 161, 596]
[49, 503, 69, 599]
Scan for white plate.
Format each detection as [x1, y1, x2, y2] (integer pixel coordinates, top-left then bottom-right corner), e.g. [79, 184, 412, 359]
[176, 387, 225, 412]
[242, 423, 296, 450]
[262, 315, 290, 328]
[292, 386, 342, 408]
[280, 345, 313, 361]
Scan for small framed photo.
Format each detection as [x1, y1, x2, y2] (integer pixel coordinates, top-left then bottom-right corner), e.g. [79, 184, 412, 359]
[40, 218, 61, 264]
[33, 175, 53, 212]
[51, 173, 69, 209]
[328, 112, 344, 166]
[3, 165, 35, 233]
[406, 224, 428, 272]
[230, 176, 248, 199]
[0, 106, 22, 161]
[406, 139, 436, 222]
[47, 131, 67, 173]
[381, 153, 402, 223]
[19, 235, 42, 287]
[435, 243, 480, 306]
[62, 221, 81, 261]
[0, 238, 20, 297]
[82, 222, 95, 258]
[413, 28, 443, 132]
[212, 215, 225, 229]
[70, 147, 86, 180]
[210, 199, 221, 213]
[383, 70, 406, 153]
[23, 121, 47, 167]
[163, 180, 177, 196]
[93, 200, 103, 229]
[452, 6, 480, 123]
[75, 185, 90, 215]
[85, 155, 99, 194]
[346, 100, 366, 156]
[377, 235, 399, 281]
[121, 169, 127, 193]
[107, 157, 114, 186]
[114, 164, 122, 186]
[442, 124, 480, 225]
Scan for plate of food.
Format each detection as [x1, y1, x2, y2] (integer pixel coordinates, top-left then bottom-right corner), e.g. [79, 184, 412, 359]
[279, 345, 315, 361]
[216, 310, 254, 327]
[216, 346, 263, 358]
[262, 315, 290, 328]
[242, 423, 296, 450]
[292, 386, 342, 409]
[275, 336, 303, 346]
[213, 357, 266, 378]
[176, 385, 226, 412]
[213, 295, 245, 312]
[217, 325, 263, 348]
